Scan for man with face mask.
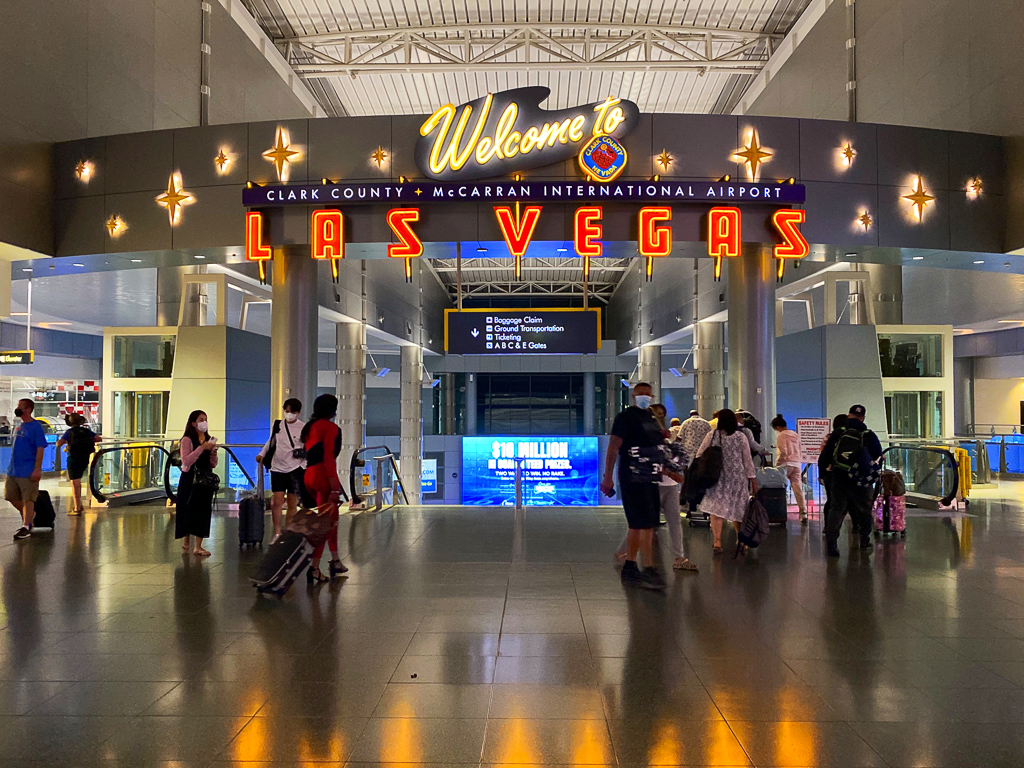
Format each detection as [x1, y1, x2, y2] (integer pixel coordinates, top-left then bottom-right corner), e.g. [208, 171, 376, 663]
[601, 382, 666, 590]
[7, 399, 48, 541]
[257, 398, 306, 539]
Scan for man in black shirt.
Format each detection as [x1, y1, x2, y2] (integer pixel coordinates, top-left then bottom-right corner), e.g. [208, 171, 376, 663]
[601, 382, 666, 590]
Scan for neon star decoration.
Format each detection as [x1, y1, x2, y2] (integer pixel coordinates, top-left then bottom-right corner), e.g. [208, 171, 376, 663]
[967, 178, 983, 200]
[656, 149, 673, 171]
[75, 160, 93, 183]
[155, 172, 194, 226]
[840, 143, 856, 167]
[371, 146, 388, 168]
[733, 129, 773, 181]
[214, 149, 231, 174]
[262, 128, 299, 180]
[105, 215, 127, 238]
[857, 211, 873, 230]
[903, 176, 935, 221]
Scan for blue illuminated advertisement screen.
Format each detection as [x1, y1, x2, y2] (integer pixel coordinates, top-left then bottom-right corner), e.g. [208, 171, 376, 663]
[461, 436, 599, 506]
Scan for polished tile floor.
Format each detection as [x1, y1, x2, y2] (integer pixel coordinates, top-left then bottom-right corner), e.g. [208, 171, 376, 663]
[1, 496, 1023, 767]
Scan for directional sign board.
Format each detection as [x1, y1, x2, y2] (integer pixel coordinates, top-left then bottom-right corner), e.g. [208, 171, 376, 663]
[444, 309, 600, 355]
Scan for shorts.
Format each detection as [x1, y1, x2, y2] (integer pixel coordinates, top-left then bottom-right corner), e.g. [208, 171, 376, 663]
[67, 456, 90, 481]
[270, 468, 304, 494]
[619, 478, 660, 530]
[5, 475, 39, 504]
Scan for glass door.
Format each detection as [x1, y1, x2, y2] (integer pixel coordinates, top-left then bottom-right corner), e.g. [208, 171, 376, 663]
[112, 391, 169, 438]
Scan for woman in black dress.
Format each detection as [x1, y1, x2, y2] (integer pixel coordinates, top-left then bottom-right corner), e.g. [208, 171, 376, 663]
[175, 410, 219, 557]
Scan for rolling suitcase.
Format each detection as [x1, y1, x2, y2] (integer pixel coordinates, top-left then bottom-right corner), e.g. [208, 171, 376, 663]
[758, 487, 789, 525]
[32, 490, 56, 529]
[873, 494, 907, 538]
[238, 465, 266, 548]
[251, 531, 313, 597]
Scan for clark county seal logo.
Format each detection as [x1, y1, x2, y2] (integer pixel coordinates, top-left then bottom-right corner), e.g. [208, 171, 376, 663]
[579, 135, 628, 182]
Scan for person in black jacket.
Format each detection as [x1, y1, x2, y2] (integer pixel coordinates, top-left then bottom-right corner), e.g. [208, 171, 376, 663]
[819, 404, 883, 557]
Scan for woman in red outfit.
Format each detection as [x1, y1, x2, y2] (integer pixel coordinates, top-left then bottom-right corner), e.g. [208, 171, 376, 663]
[300, 394, 349, 583]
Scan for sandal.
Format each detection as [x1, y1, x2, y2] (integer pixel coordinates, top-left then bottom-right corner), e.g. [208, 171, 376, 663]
[307, 566, 328, 584]
[712, 544, 723, 555]
[329, 559, 349, 579]
[673, 558, 699, 572]
[192, 547, 212, 557]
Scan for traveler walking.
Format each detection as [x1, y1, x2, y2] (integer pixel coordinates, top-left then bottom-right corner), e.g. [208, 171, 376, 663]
[55, 414, 100, 515]
[175, 410, 219, 557]
[693, 409, 758, 554]
[736, 409, 766, 457]
[771, 415, 806, 523]
[256, 398, 306, 539]
[613, 404, 698, 573]
[818, 413, 848, 534]
[601, 382, 667, 590]
[7, 399, 48, 541]
[820, 405, 883, 557]
[301, 394, 349, 583]
[677, 409, 712, 514]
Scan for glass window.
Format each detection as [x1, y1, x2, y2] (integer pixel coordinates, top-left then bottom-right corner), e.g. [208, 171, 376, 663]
[884, 390, 943, 439]
[111, 391, 169, 439]
[112, 335, 176, 378]
[877, 333, 943, 377]
[478, 374, 584, 435]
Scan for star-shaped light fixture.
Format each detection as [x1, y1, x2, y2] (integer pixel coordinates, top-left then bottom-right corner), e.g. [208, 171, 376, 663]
[966, 177, 983, 200]
[262, 128, 299, 180]
[105, 214, 127, 238]
[840, 143, 856, 167]
[371, 146, 388, 169]
[214, 149, 231, 174]
[857, 211, 873, 231]
[733, 129, 773, 181]
[903, 176, 935, 222]
[75, 160, 93, 183]
[155, 172, 194, 226]
[656, 149, 673, 171]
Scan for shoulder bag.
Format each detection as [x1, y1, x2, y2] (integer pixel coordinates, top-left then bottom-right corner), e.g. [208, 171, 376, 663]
[261, 420, 281, 470]
[691, 431, 724, 491]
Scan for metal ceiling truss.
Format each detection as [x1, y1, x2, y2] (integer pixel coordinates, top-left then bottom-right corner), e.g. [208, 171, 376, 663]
[279, 22, 781, 78]
[460, 281, 616, 301]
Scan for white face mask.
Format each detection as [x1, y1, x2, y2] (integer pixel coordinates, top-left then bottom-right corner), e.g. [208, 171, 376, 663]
[284, 413, 298, 423]
[634, 395, 653, 410]
[195, 421, 208, 433]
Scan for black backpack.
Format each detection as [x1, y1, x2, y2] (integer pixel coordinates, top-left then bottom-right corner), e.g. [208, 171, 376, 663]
[743, 414, 762, 445]
[68, 426, 95, 456]
[832, 426, 871, 474]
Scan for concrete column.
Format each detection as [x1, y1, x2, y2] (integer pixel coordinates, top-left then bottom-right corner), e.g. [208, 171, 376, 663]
[156, 266, 207, 327]
[863, 264, 903, 325]
[335, 322, 365, 496]
[442, 373, 456, 435]
[694, 321, 726, 419]
[465, 373, 477, 435]
[638, 345, 662, 402]
[605, 374, 620, 432]
[583, 370, 596, 435]
[270, 246, 318, 418]
[727, 248, 776, 427]
[953, 357, 975, 436]
[400, 345, 423, 504]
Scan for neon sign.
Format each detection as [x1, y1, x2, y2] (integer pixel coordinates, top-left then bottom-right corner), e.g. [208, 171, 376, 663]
[386, 208, 423, 281]
[415, 86, 640, 181]
[311, 209, 344, 279]
[494, 204, 542, 280]
[638, 206, 672, 281]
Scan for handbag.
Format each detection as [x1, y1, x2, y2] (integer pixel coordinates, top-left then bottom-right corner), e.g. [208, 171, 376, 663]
[282, 419, 307, 460]
[736, 495, 770, 553]
[691, 431, 724, 490]
[193, 469, 221, 490]
[287, 503, 337, 548]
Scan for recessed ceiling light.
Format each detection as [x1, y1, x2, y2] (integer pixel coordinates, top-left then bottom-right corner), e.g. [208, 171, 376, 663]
[912, 256, 924, 261]
[194, 254, 206, 259]
[72, 263, 84, 267]
[556, 247, 568, 252]
[974, 260, 984, 265]
[21, 268, 32, 273]
[131, 259, 142, 263]
[476, 246, 487, 253]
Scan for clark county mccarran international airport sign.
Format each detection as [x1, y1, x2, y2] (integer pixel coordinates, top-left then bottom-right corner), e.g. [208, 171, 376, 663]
[414, 86, 640, 181]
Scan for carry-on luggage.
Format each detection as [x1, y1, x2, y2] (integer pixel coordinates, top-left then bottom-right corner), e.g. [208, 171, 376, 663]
[32, 490, 56, 529]
[736, 496, 770, 556]
[873, 493, 907, 538]
[251, 531, 313, 597]
[758, 487, 789, 525]
[238, 465, 266, 548]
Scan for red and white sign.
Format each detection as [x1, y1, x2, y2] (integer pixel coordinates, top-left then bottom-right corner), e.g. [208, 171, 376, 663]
[797, 418, 834, 464]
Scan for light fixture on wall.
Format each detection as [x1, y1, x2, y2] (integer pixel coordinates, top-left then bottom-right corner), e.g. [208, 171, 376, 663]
[105, 214, 127, 238]
[669, 367, 683, 377]
[263, 128, 300, 180]
[214, 148, 232, 174]
[155, 172, 194, 226]
[656, 149, 673, 171]
[856, 210, 873, 231]
[75, 160, 94, 183]
[371, 146, 388, 169]
[838, 142, 856, 169]
[902, 176, 934, 222]
[732, 128, 773, 181]
[966, 177, 983, 200]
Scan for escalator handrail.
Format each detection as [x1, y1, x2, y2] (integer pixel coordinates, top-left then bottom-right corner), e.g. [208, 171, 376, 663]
[350, 444, 410, 505]
[881, 444, 959, 507]
[89, 442, 175, 505]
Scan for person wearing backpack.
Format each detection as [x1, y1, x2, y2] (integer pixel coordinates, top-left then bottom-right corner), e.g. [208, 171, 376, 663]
[820, 404, 883, 557]
[693, 409, 758, 554]
[56, 414, 100, 515]
[256, 398, 306, 540]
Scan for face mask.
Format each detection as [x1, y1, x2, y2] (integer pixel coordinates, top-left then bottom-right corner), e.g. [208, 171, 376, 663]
[13, 408, 22, 418]
[195, 421, 208, 433]
[284, 413, 298, 423]
[634, 395, 652, 410]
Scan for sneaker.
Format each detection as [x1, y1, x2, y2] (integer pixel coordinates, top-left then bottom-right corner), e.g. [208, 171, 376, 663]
[13, 526, 30, 541]
[620, 560, 643, 585]
[642, 567, 667, 590]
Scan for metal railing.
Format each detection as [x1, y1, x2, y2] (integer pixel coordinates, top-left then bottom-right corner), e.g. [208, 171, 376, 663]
[350, 445, 409, 511]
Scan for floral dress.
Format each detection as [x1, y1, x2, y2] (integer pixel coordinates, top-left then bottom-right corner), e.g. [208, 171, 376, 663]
[695, 429, 756, 522]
